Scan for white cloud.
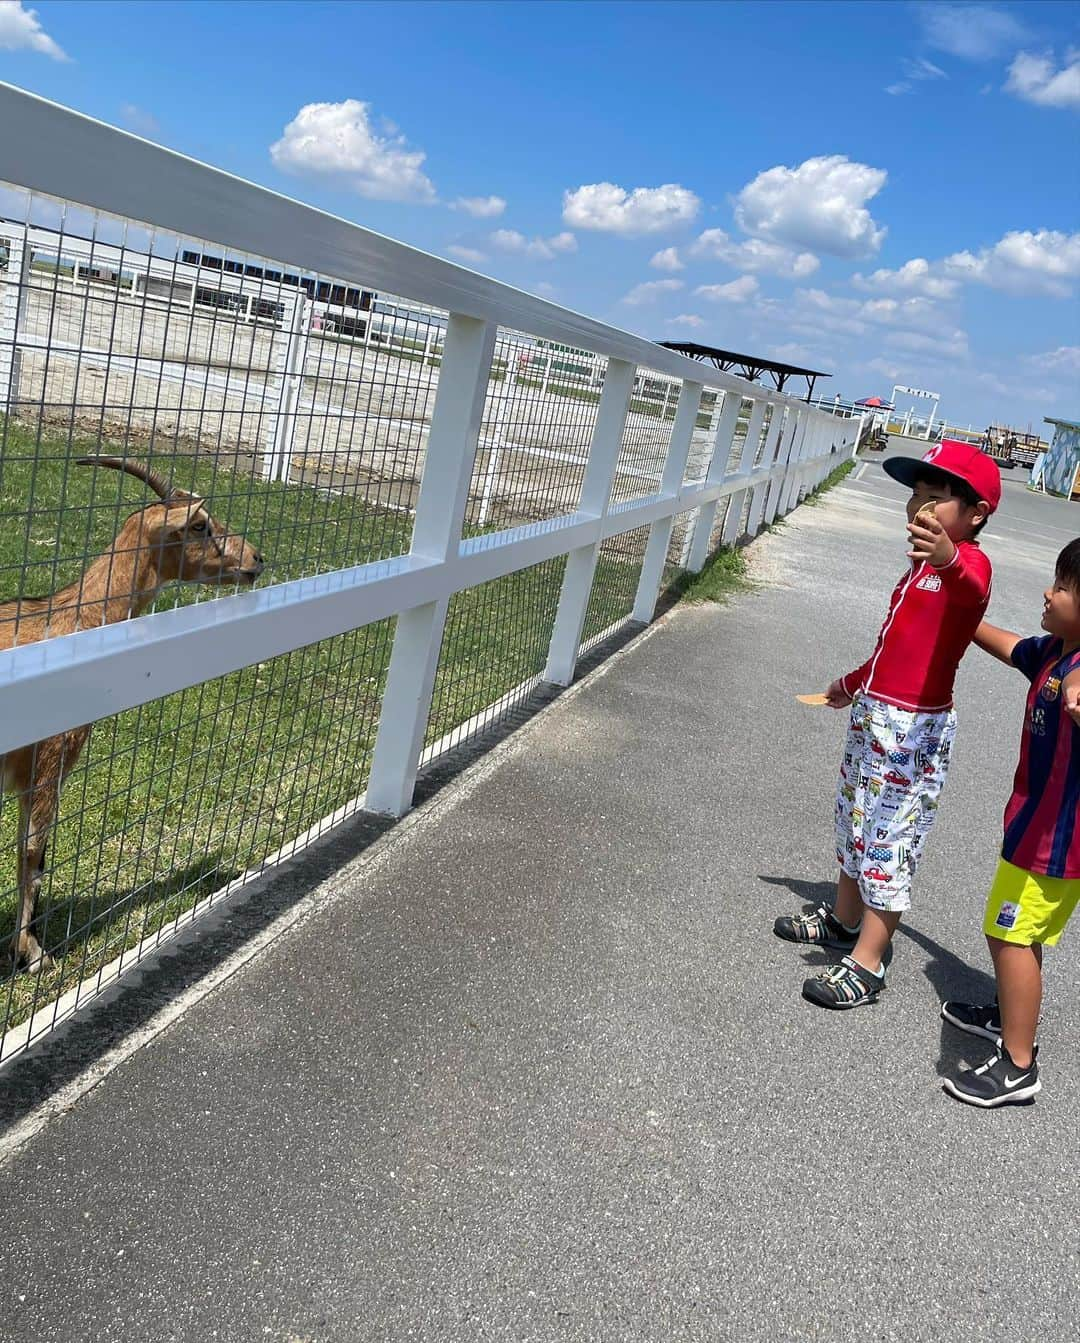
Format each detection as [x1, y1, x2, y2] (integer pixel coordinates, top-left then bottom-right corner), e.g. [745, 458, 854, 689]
[918, 3, 1028, 61]
[866, 357, 903, 381]
[768, 341, 818, 364]
[886, 57, 947, 96]
[883, 327, 969, 361]
[452, 195, 506, 218]
[782, 288, 966, 359]
[622, 278, 684, 305]
[856, 231, 1080, 301]
[650, 247, 684, 272]
[1031, 346, 1080, 373]
[691, 228, 819, 278]
[489, 228, 577, 261]
[1005, 50, 1080, 111]
[446, 245, 487, 265]
[120, 104, 160, 137]
[733, 155, 887, 259]
[562, 182, 700, 236]
[666, 314, 706, 329]
[270, 100, 436, 203]
[695, 276, 760, 303]
[853, 257, 960, 299]
[903, 57, 948, 81]
[0, 1, 68, 59]
[943, 229, 1080, 296]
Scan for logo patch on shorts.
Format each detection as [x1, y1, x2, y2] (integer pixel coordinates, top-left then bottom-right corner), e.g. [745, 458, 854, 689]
[995, 901, 1021, 930]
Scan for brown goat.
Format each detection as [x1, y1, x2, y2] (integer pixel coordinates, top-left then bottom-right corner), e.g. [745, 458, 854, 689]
[0, 457, 264, 973]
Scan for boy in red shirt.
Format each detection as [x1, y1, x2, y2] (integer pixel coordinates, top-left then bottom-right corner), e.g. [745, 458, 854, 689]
[774, 441, 1001, 1008]
[942, 539, 1080, 1106]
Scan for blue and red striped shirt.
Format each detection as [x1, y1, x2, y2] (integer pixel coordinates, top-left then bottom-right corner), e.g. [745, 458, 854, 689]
[1003, 635, 1080, 879]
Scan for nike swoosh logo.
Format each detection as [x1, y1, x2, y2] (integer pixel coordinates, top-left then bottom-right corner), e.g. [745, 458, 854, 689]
[1004, 1073, 1033, 1088]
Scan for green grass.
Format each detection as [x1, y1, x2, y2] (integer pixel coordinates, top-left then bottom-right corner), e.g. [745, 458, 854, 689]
[668, 544, 753, 605]
[800, 457, 856, 505]
[0, 420, 642, 1027]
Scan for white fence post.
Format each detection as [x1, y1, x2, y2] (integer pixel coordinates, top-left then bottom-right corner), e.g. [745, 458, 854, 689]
[632, 379, 703, 622]
[543, 358, 636, 685]
[745, 401, 785, 536]
[264, 290, 308, 483]
[365, 313, 497, 817]
[765, 407, 801, 526]
[683, 390, 744, 573]
[721, 398, 767, 546]
[0, 229, 30, 425]
[788, 414, 815, 513]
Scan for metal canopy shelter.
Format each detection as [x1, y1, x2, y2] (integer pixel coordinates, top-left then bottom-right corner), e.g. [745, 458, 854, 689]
[656, 341, 830, 400]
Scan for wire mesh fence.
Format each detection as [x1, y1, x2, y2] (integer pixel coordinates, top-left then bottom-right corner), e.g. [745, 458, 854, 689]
[581, 525, 651, 651]
[0, 617, 394, 1041]
[423, 556, 566, 761]
[0, 92, 854, 1062]
[683, 388, 726, 487]
[462, 330, 602, 533]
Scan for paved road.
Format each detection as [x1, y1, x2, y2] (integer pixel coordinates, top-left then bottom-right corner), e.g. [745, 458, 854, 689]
[0, 454, 1077, 1342]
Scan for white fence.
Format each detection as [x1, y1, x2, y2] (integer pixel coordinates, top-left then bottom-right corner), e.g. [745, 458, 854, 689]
[0, 83, 854, 1059]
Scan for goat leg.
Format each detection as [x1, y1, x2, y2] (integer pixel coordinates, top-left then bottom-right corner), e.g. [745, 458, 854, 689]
[15, 787, 56, 974]
[12, 731, 88, 974]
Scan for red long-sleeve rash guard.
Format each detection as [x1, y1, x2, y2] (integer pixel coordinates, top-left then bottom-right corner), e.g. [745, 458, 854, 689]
[840, 542, 993, 713]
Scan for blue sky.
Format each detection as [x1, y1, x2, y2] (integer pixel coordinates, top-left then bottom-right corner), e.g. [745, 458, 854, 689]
[2, 0, 1078, 426]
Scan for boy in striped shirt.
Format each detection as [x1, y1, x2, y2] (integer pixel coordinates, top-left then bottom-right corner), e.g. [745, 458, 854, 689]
[774, 441, 1001, 1008]
[942, 538, 1080, 1107]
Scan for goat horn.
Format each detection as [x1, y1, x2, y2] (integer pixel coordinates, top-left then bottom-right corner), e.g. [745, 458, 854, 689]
[75, 456, 177, 501]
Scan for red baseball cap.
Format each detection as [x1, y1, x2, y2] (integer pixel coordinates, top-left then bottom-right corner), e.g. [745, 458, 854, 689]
[883, 439, 1002, 513]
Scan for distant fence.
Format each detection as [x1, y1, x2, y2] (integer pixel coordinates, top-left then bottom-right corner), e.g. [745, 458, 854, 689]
[0, 84, 855, 1062]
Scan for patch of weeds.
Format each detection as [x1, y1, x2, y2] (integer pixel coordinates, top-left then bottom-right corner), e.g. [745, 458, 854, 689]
[669, 544, 754, 605]
[801, 458, 855, 506]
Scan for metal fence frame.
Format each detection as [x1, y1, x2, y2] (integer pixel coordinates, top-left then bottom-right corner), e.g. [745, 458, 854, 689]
[0, 84, 855, 1055]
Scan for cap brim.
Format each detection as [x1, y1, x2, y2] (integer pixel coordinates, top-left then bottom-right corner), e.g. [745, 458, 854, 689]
[883, 454, 996, 510]
[881, 456, 924, 489]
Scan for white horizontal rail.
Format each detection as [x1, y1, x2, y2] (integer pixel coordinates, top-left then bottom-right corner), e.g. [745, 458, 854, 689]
[0, 82, 807, 406]
[0, 440, 849, 755]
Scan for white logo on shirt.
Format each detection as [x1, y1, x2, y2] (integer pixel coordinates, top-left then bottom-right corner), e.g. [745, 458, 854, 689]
[915, 573, 942, 592]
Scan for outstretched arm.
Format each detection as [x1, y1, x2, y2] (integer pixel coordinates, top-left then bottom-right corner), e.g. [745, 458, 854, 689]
[1064, 669, 1080, 729]
[973, 620, 1022, 666]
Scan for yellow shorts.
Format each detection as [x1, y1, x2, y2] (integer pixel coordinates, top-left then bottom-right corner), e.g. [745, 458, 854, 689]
[982, 858, 1080, 946]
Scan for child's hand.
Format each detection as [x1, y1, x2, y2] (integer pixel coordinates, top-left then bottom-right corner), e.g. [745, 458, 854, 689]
[907, 512, 957, 568]
[1065, 682, 1080, 729]
[825, 679, 852, 709]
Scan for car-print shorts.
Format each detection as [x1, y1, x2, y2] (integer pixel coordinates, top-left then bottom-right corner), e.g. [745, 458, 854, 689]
[834, 693, 956, 912]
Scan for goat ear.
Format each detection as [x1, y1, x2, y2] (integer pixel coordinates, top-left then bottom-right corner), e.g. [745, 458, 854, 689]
[160, 497, 206, 530]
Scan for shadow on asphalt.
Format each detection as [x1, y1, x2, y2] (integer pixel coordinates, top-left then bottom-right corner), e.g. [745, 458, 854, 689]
[759, 873, 998, 1069]
[0, 620, 650, 1135]
[896, 920, 998, 1076]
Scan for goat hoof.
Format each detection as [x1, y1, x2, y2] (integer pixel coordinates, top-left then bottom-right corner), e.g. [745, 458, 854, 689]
[14, 940, 53, 976]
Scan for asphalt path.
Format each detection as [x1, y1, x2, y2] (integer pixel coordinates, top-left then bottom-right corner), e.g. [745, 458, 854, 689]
[0, 451, 1077, 1342]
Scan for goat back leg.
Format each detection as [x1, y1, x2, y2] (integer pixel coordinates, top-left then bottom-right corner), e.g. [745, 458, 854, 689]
[14, 799, 49, 975]
[13, 729, 89, 974]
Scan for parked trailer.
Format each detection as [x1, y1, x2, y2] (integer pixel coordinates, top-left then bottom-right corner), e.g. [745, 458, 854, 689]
[983, 426, 1046, 471]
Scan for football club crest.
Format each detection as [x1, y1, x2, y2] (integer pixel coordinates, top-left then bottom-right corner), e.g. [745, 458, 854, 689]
[1043, 675, 1061, 703]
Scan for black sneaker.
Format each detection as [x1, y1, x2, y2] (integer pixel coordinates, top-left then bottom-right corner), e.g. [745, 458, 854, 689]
[774, 904, 860, 949]
[943, 1043, 1041, 1108]
[802, 955, 884, 1010]
[941, 998, 1001, 1041]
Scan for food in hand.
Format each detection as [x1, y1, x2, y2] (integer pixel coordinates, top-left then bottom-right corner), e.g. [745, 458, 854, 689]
[796, 693, 830, 706]
[914, 499, 938, 527]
